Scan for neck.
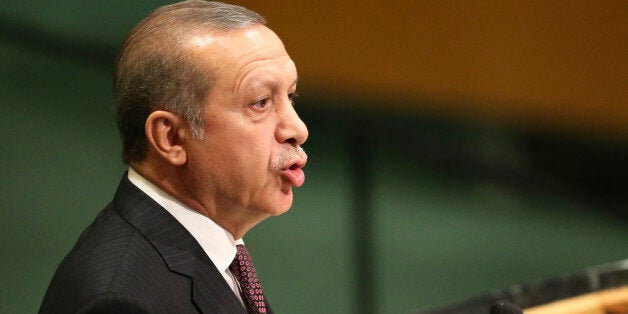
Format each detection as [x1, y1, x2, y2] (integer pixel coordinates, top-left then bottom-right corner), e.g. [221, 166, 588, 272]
[130, 160, 268, 239]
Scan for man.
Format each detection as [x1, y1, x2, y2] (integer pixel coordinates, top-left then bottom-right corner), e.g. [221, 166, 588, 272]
[39, 1, 308, 313]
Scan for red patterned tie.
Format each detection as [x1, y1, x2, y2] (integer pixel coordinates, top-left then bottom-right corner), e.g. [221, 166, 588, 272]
[229, 245, 267, 313]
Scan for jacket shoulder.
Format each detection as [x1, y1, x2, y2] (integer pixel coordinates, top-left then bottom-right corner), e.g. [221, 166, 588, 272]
[40, 204, 194, 313]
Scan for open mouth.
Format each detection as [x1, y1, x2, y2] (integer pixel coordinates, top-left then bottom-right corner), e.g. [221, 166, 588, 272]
[282, 161, 306, 187]
[282, 156, 306, 171]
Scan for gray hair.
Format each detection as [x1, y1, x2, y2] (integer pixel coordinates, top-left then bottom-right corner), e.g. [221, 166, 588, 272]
[113, 0, 266, 164]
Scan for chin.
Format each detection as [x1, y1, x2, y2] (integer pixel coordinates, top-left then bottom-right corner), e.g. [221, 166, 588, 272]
[266, 188, 294, 216]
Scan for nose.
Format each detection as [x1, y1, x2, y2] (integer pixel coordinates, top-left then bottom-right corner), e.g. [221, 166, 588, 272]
[276, 101, 308, 146]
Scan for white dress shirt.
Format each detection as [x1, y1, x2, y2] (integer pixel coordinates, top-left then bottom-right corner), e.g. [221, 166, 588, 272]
[127, 168, 244, 304]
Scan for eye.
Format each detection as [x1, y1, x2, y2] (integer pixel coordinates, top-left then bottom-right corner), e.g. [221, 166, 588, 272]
[288, 91, 299, 104]
[251, 98, 270, 110]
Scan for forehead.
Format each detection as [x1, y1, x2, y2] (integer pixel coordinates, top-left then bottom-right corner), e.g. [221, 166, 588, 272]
[187, 25, 296, 89]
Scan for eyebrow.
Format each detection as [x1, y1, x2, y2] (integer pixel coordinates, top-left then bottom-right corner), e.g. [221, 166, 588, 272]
[238, 75, 298, 93]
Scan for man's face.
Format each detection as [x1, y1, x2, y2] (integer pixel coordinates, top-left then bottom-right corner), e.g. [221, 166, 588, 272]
[184, 25, 308, 220]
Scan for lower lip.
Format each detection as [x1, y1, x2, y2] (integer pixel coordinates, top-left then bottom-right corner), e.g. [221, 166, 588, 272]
[282, 168, 305, 187]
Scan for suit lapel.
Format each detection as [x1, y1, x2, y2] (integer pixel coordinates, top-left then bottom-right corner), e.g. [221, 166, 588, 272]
[112, 174, 247, 313]
[153, 243, 246, 313]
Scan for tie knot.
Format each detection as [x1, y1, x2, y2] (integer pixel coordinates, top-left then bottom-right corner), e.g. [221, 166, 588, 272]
[230, 245, 267, 313]
[235, 244, 250, 260]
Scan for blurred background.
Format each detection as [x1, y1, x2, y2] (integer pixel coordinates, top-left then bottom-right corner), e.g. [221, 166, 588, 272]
[0, 1, 626, 313]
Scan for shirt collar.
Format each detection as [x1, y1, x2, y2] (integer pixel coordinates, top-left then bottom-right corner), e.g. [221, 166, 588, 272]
[127, 167, 244, 273]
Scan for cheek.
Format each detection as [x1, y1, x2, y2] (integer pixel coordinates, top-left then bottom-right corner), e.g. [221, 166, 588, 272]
[238, 127, 277, 167]
[245, 140, 276, 175]
[206, 115, 279, 179]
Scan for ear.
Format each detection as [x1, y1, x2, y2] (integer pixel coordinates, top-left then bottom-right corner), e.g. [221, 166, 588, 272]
[144, 110, 188, 166]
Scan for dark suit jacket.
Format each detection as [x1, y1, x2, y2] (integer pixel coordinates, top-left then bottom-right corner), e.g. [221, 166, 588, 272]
[40, 174, 272, 313]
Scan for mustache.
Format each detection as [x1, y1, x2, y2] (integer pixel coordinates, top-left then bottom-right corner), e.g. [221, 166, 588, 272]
[271, 146, 307, 171]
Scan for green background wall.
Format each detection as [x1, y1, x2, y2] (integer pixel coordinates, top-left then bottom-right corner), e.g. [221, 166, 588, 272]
[1, 2, 626, 313]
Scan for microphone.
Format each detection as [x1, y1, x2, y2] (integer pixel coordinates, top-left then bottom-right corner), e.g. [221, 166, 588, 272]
[490, 300, 523, 314]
